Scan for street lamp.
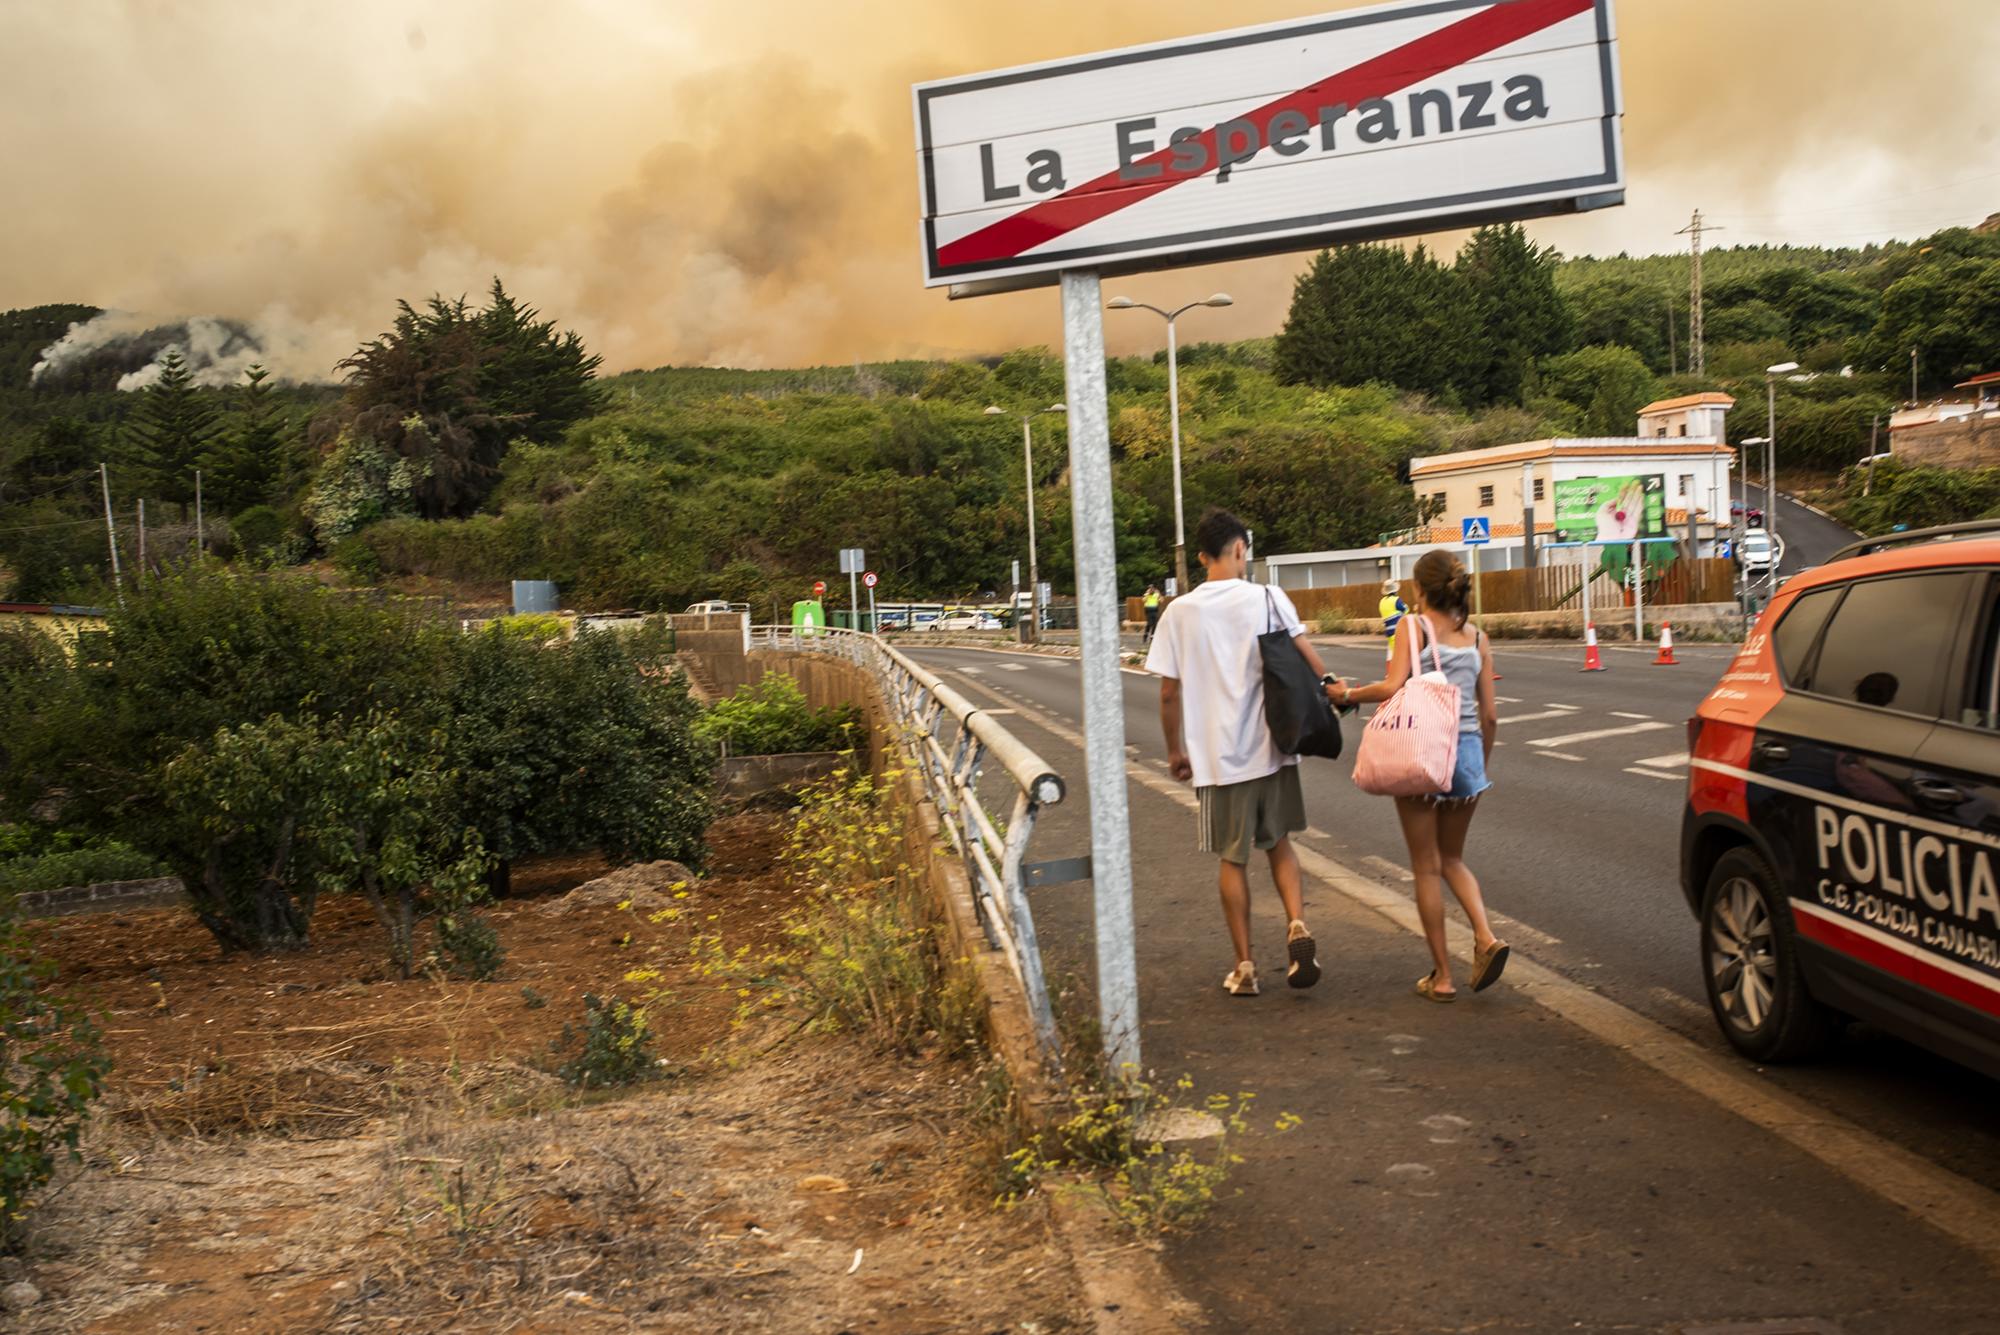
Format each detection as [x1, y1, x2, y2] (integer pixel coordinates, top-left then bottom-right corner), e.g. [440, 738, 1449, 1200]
[1106, 292, 1233, 593]
[1764, 361, 1800, 552]
[986, 402, 1066, 644]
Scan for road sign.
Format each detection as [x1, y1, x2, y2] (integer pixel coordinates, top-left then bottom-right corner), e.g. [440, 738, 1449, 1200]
[914, 0, 1623, 291]
[1461, 516, 1492, 545]
[812, 580, 826, 596]
[838, 547, 865, 574]
[862, 571, 878, 589]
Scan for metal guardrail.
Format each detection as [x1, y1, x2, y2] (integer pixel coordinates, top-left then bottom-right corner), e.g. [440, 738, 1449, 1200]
[747, 624, 1067, 1056]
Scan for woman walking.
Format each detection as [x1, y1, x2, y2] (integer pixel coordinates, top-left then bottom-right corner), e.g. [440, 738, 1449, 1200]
[1329, 551, 1509, 1001]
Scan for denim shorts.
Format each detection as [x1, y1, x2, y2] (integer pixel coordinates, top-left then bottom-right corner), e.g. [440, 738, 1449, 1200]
[1435, 732, 1492, 804]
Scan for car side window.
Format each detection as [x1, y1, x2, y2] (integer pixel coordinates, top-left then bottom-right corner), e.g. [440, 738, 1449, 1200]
[1771, 587, 1839, 687]
[1962, 583, 2000, 730]
[1805, 572, 1973, 720]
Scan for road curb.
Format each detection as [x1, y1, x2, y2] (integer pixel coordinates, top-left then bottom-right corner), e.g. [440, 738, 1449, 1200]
[1047, 1188, 1204, 1334]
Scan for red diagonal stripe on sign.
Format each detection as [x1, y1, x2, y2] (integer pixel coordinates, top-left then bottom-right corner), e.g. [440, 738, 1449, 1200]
[936, 0, 1594, 270]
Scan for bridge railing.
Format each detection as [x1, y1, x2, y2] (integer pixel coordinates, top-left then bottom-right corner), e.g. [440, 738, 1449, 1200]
[746, 625, 1065, 1056]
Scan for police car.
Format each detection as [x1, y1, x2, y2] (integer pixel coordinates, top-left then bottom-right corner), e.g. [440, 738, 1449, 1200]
[1682, 522, 2000, 1076]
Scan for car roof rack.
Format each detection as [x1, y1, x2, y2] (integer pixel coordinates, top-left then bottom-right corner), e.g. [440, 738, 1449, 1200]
[1828, 520, 2000, 564]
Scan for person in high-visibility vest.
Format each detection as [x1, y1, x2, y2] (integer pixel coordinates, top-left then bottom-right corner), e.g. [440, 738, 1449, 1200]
[1378, 580, 1407, 661]
[1142, 584, 1163, 644]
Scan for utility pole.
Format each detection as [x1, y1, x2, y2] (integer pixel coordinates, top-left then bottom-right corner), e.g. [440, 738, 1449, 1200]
[1911, 347, 1920, 404]
[136, 500, 146, 575]
[1676, 210, 1722, 377]
[99, 463, 123, 598]
[195, 469, 204, 553]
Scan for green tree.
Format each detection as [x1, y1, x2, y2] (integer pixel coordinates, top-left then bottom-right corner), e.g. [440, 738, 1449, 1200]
[1275, 244, 1479, 399]
[121, 349, 218, 510]
[328, 280, 604, 517]
[1532, 345, 1660, 436]
[1859, 257, 2000, 393]
[1456, 224, 1574, 405]
[199, 364, 288, 516]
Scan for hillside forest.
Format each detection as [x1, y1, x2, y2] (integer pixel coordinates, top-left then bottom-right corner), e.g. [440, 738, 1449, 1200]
[4, 222, 1999, 611]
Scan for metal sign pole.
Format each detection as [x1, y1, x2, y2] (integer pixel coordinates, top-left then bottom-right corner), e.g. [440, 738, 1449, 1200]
[868, 582, 876, 633]
[1632, 538, 1643, 645]
[1059, 268, 1139, 1076]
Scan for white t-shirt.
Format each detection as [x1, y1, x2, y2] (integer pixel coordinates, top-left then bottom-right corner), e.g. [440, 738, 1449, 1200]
[1144, 578, 1304, 789]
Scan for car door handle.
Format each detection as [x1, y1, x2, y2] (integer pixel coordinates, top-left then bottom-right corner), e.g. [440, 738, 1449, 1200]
[1754, 741, 1790, 764]
[1913, 778, 1964, 807]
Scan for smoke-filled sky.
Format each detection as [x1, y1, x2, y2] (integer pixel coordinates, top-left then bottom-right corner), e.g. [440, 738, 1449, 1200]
[5, 0, 1997, 382]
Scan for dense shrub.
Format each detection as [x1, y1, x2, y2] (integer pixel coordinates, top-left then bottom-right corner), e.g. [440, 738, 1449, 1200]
[694, 671, 863, 756]
[1, 916, 110, 1251]
[1832, 462, 2000, 536]
[0, 826, 164, 897]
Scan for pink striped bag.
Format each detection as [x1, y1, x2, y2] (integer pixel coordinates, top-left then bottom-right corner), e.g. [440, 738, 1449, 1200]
[1351, 616, 1460, 797]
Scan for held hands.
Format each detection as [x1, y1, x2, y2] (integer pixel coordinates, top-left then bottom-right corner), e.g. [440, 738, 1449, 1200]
[1167, 750, 1194, 783]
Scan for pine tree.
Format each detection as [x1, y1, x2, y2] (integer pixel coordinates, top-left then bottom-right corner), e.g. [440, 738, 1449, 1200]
[1274, 243, 1480, 400]
[122, 348, 218, 510]
[1456, 224, 1574, 406]
[199, 364, 288, 514]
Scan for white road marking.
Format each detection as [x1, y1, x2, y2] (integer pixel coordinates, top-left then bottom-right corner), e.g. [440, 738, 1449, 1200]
[1498, 707, 1583, 725]
[1634, 751, 1689, 769]
[1649, 987, 1715, 1027]
[959, 665, 985, 674]
[1495, 694, 1523, 704]
[994, 663, 1029, 672]
[1528, 721, 1673, 748]
[1362, 855, 1414, 883]
[1624, 766, 1684, 781]
[1301, 825, 1333, 841]
[1611, 711, 1654, 720]
[1537, 751, 1587, 761]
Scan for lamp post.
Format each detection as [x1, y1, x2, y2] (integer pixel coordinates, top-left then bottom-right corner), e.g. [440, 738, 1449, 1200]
[1764, 361, 1799, 557]
[986, 402, 1066, 644]
[1106, 292, 1233, 594]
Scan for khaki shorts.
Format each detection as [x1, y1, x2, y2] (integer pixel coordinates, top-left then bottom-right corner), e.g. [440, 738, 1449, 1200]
[1197, 765, 1306, 865]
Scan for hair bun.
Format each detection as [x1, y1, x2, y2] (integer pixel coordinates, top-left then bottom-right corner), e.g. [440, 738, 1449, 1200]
[1450, 569, 1472, 600]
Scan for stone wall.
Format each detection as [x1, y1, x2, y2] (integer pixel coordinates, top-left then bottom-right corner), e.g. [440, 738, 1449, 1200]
[1893, 414, 2000, 470]
[17, 876, 187, 919]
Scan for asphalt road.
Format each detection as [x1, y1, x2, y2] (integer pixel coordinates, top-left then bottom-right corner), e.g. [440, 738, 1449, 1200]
[1734, 479, 1859, 577]
[909, 638, 2000, 1198]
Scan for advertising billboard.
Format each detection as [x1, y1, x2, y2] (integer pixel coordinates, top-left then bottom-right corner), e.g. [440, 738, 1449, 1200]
[1552, 474, 1665, 544]
[914, 0, 1623, 290]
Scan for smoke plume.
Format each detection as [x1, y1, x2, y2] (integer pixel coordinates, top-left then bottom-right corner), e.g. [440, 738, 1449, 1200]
[2, 1, 1994, 379]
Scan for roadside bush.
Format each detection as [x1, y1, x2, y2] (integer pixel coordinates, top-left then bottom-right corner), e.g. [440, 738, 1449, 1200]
[0, 569, 455, 951]
[331, 534, 384, 585]
[226, 504, 287, 560]
[444, 625, 714, 892]
[485, 611, 566, 642]
[0, 915, 111, 1252]
[694, 671, 863, 756]
[552, 993, 657, 1088]
[0, 827, 165, 897]
[1831, 462, 2000, 535]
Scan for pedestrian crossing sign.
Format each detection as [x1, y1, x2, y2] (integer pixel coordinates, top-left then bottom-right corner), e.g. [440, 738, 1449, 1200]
[1462, 517, 1492, 545]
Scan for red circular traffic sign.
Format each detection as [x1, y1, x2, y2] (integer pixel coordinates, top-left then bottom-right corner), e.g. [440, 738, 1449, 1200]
[862, 571, 878, 588]
[812, 580, 826, 596]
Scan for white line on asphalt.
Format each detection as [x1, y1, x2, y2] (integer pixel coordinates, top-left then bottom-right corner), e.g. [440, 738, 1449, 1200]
[1635, 752, 1689, 768]
[1527, 721, 1673, 748]
[1490, 910, 1561, 948]
[1538, 751, 1587, 761]
[995, 663, 1029, 672]
[958, 665, 985, 674]
[1610, 711, 1653, 720]
[1301, 826, 1332, 841]
[1361, 855, 1413, 883]
[1498, 708, 1584, 725]
[1495, 694, 1523, 703]
[947, 680, 2000, 1273]
[1650, 987, 1716, 1026]
[1624, 767, 1684, 781]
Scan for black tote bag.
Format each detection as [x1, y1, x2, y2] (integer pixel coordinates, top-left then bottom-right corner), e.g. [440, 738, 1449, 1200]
[1259, 588, 1342, 759]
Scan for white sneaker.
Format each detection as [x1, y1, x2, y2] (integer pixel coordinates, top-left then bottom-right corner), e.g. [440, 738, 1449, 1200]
[1223, 961, 1259, 996]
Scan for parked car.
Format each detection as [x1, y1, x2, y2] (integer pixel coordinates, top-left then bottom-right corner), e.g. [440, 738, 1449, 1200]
[876, 611, 909, 631]
[684, 600, 749, 616]
[1682, 521, 2000, 1077]
[927, 610, 1002, 632]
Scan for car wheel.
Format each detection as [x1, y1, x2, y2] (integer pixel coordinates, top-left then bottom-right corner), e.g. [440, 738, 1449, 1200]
[1700, 847, 1837, 1063]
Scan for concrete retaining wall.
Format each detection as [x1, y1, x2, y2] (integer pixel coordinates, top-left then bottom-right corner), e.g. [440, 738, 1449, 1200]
[716, 751, 847, 800]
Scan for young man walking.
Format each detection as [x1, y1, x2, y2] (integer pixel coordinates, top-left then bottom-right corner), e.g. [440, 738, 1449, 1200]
[1147, 509, 1328, 996]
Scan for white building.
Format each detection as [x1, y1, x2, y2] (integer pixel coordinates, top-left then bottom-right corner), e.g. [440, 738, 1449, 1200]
[1264, 394, 1737, 589]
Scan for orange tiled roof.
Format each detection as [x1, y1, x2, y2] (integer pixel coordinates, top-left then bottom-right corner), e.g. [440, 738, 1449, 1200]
[1956, 371, 2000, 388]
[1638, 392, 1737, 414]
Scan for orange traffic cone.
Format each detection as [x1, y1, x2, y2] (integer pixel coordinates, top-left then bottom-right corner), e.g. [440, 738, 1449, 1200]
[1581, 622, 1607, 672]
[1653, 622, 1679, 665]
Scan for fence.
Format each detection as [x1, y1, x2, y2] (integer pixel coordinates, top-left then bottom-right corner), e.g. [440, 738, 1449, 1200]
[1125, 557, 1736, 625]
[746, 624, 1067, 1056]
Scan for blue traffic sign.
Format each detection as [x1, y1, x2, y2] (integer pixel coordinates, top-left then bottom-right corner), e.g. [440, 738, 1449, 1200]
[1461, 516, 1492, 545]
